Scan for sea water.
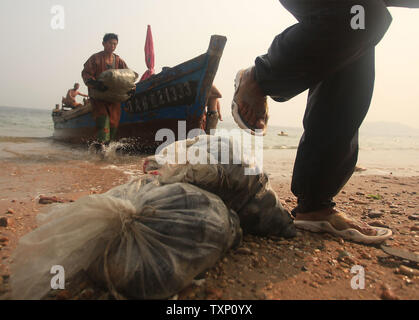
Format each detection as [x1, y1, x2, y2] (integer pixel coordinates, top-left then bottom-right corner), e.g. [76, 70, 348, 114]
[0, 106, 142, 166]
[0, 106, 418, 177]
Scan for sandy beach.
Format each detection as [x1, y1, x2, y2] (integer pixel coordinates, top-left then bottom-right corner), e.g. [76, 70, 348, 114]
[1, 0, 419, 304]
[0, 149, 418, 300]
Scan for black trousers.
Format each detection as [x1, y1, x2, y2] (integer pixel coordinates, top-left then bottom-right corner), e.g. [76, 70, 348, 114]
[254, 0, 395, 213]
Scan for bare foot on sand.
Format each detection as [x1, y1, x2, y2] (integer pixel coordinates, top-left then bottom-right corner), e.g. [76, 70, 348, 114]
[295, 208, 378, 236]
[231, 66, 269, 135]
[294, 208, 392, 243]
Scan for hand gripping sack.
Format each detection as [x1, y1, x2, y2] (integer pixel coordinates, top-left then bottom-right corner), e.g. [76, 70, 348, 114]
[144, 135, 296, 238]
[90, 69, 138, 102]
[10, 178, 242, 300]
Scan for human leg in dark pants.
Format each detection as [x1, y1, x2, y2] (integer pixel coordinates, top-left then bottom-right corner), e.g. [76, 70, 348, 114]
[256, 1, 391, 213]
[255, 0, 392, 101]
[232, 0, 397, 242]
[291, 48, 375, 214]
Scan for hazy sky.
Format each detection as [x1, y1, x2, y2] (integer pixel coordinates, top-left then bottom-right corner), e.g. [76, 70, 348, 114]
[0, 0, 418, 129]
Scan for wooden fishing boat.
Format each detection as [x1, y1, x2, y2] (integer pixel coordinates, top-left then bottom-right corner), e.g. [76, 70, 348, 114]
[52, 35, 227, 151]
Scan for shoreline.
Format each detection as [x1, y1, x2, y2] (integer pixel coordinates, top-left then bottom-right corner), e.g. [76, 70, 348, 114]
[0, 153, 418, 300]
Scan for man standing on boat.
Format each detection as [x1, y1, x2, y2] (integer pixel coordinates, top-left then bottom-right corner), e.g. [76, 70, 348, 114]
[82, 33, 128, 148]
[63, 83, 88, 109]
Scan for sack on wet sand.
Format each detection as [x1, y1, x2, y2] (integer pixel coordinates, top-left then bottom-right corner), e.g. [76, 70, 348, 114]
[144, 135, 296, 238]
[90, 69, 138, 102]
[10, 178, 242, 300]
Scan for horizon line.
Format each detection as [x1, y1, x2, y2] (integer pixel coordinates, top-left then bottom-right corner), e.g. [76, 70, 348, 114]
[1, 105, 419, 131]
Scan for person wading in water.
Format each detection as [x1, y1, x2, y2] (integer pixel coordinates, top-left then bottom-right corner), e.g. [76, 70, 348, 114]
[82, 33, 129, 151]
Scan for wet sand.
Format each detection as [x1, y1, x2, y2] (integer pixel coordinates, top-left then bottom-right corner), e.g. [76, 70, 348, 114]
[0, 153, 418, 300]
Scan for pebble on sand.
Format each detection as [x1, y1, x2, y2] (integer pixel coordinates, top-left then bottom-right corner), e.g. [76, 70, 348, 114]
[39, 196, 73, 205]
[397, 265, 419, 278]
[390, 210, 402, 215]
[236, 247, 252, 255]
[56, 290, 72, 300]
[368, 221, 389, 228]
[0, 217, 9, 227]
[39, 196, 61, 204]
[379, 285, 399, 300]
[205, 287, 223, 300]
[367, 211, 384, 219]
[79, 288, 95, 300]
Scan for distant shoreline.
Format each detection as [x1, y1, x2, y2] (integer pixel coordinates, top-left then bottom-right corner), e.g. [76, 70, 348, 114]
[0, 106, 51, 112]
[1, 105, 419, 133]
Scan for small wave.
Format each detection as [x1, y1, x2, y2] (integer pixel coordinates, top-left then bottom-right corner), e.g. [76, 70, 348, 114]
[0, 136, 52, 143]
[263, 145, 298, 150]
[86, 141, 149, 164]
[359, 147, 419, 152]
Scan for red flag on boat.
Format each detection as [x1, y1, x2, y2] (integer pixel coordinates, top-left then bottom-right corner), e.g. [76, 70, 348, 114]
[140, 25, 155, 81]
